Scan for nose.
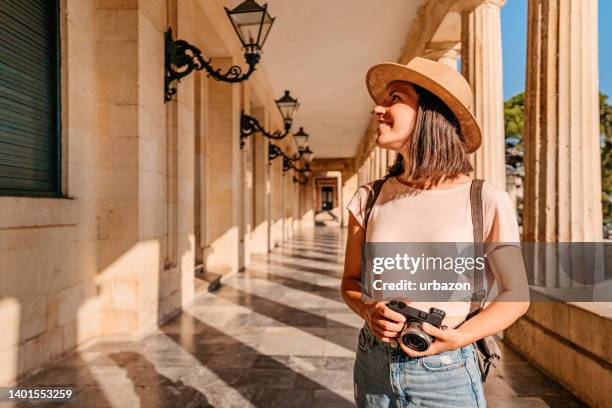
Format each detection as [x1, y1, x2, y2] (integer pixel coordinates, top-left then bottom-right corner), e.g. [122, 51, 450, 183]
[372, 105, 387, 115]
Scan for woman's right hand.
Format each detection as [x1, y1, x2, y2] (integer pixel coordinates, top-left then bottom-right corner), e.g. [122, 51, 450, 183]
[362, 301, 407, 343]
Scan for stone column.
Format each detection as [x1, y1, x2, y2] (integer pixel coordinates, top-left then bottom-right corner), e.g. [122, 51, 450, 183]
[522, 0, 602, 243]
[283, 168, 293, 240]
[291, 172, 299, 233]
[206, 58, 240, 275]
[438, 47, 460, 70]
[300, 177, 315, 227]
[249, 107, 269, 254]
[424, 42, 461, 70]
[505, 4, 605, 404]
[388, 150, 398, 169]
[342, 173, 359, 227]
[373, 148, 380, 179]
[461, 0, 507, 189]
[280, 168, 287, 242]
[270, 152, 283, 249]
[371, 152, 377, 180]
[240, 84, 252, 270]
[380, 148, 386, 176]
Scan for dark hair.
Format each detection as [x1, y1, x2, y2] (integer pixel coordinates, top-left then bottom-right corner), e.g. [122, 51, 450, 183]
[385, 84, 473, 189]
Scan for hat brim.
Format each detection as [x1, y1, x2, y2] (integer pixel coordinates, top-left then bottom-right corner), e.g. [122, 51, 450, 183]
[366, 62, 482, 154]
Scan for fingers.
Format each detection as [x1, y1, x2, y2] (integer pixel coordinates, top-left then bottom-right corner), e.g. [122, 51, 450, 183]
[421, 322, 448, 339]
[370, 319, 404, 339]
[371, 331, 391, 343]
[398, 339, 442, 358]
[398, 341, 423, 358]
[379, 330, 399, 338]
[371, 326, 399, 340]
[378, 319, 405, 332]
[425, 342, 444, 355]
[375, 303, 406, 324]
[367, 303, 406, 340]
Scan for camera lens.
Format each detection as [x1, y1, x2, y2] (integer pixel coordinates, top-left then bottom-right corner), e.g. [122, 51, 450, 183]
[405, 335, 426, 350]
[401, 322, 432, 352]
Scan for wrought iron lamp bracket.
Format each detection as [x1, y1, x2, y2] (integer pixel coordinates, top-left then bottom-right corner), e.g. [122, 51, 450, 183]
[241, 113, 290, 148]
[165, 27, 259, 102]
[284, 149, 304, 162]
[268, 143, 284, 163]
[293, 175, 308, 185]
[282, 156, 309, 173]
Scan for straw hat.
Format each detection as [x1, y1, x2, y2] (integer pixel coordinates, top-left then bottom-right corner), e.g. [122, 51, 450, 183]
[366, 57, 482, 153]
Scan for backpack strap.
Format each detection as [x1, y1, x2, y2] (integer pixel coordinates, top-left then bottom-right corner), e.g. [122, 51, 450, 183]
[363, 177, 389, 231]
[466, 178, 487, 321]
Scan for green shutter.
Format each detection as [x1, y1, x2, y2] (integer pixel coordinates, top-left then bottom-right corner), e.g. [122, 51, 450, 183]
[0, 0, 61, 197]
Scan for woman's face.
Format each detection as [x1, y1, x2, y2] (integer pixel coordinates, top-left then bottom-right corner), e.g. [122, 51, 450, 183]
[373, 81, 420, 151]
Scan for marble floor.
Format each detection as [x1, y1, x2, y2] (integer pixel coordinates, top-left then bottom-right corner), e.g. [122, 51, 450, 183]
[6, 227, 587, 407]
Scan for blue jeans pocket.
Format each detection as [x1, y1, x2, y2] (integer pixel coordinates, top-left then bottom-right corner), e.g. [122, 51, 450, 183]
[420, 349, 467, 372]
[358, 324, 380, 352]
[358, 327, 369, 352]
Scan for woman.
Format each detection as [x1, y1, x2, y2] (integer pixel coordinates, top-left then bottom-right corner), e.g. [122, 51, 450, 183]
[342, 57, 530, 408]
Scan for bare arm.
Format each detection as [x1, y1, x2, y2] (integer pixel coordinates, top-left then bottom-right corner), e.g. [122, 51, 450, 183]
[454, 244, 530, 342]
[340, 212, 368, 317]
[400, 244, 530, 357]
[341, 213, 406, 342]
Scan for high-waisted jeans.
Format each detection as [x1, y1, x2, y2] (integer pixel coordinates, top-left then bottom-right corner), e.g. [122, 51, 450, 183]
[353, 323, 487, 408]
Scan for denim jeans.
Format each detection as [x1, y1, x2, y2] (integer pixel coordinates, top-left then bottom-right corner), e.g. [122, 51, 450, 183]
[353, 323, 487, 408]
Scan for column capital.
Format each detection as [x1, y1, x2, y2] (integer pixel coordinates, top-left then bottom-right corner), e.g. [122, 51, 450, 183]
[482, 0, 506, 8]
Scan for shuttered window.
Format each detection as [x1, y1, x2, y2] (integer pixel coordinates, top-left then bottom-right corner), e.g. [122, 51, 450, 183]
[0, 0, 61, 197]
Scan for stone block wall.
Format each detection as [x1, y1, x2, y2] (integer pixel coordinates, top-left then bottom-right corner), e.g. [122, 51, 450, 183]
[0, 0, 306, 386]
[505, 298, 612, 408]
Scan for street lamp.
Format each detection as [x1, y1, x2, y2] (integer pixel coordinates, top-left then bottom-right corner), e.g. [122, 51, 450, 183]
[164, 0, 275, 102]
[268, 143, 312, 173]
[240, 90, 300, 148]
[299, 146, 314, 163]
[275, 90, 300, 132]
[225, 0, 275, 55]
[293, 127, 309, 150]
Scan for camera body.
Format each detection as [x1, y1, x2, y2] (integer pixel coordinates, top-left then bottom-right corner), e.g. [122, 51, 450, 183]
[385, 300, 446, 351]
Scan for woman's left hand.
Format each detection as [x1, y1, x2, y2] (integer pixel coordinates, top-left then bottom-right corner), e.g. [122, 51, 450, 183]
[398, 323, 469, 358]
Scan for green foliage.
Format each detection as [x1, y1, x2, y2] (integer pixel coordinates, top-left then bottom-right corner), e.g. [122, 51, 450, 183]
[504, 92, 525, 139]
[600, 93, 612, 230]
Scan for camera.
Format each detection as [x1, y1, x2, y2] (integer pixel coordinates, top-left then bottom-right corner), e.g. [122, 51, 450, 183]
[385, 300, 446, 351]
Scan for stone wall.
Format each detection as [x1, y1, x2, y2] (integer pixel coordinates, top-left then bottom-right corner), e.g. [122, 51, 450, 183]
[0, 0, 304, 385]
[505, 298, 612, 408]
